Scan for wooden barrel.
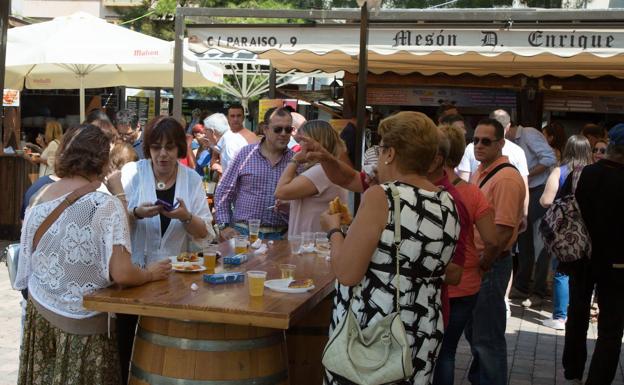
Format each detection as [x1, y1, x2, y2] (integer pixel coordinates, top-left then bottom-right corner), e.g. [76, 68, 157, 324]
[129, 316, 289, 385]
[286, 295, 333, 385]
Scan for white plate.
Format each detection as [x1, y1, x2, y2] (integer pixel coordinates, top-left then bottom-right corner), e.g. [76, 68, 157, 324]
[169, 256, 203, 265]
[171, 264, 206, 273]
[264, 278, 315, 294]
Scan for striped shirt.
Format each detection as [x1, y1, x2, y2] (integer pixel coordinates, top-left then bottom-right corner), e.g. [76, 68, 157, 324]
[214, 141, 294, 227]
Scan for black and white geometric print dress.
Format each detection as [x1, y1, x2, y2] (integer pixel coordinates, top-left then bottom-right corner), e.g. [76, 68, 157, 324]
[324, 182, 460, 385]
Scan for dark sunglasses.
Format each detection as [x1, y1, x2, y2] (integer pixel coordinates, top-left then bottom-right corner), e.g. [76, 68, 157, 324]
[272, 126, 293, 134]
[473, 136, 499, 146]
[593, 147, 606, 154]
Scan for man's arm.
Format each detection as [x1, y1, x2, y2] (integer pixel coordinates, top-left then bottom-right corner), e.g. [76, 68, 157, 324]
[299, 136, 364, 193]
[527, 128, 558, 175]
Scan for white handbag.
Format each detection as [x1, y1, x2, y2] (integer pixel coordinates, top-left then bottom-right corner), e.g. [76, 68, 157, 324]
[322, 183, 414, 385]
[3, 243, 20, 289]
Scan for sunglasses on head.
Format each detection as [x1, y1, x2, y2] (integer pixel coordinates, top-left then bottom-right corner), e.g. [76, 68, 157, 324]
[593, 147, 606, 154]
[272, 125, 293, 134]
[473, 136, 499, 146]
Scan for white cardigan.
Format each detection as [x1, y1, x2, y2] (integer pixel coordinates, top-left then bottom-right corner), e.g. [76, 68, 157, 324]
[121, 160, 215, 266]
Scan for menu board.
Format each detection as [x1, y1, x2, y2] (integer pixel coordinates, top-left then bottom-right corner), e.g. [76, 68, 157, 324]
[126, 96, 150, 127]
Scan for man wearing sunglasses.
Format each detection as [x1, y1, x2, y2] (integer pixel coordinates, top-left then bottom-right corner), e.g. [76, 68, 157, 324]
[466, 118, 525, 385]
[214, 108, 294, 241]
[490, 110, 558, 309]
[115, 109, 143, 159]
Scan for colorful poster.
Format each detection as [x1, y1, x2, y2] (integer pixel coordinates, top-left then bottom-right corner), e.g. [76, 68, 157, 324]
[258, 99, 299, 122]
[3, 89, 20, 107]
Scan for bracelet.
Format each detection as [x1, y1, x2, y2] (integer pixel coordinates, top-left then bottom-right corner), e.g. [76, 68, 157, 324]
[327, 228, 344, 239]
[181, 213, 193, 225]
[133, 207, 144, 219]
[289, 158, 300, 165]
[114, 193, 126, 198]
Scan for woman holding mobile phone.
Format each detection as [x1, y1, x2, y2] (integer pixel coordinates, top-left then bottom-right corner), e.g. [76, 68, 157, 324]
[114, 116, 215, 385]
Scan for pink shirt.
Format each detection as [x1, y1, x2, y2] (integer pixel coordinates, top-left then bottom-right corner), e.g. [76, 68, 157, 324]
[287, 164, 349, 237]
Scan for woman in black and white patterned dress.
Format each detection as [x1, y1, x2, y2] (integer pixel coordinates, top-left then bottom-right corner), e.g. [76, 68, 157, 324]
[321, 112, 460, 385]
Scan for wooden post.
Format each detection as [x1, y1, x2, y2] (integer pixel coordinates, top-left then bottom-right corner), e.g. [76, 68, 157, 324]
[0, 0, 10, 145]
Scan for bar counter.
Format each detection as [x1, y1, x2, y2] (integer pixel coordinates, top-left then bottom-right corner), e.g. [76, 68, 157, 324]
[0, 154, 39, 239]
[84, 240, 336, 385]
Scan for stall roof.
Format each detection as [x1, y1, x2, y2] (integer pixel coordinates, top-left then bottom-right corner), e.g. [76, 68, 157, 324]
[187, 23, 624, 78]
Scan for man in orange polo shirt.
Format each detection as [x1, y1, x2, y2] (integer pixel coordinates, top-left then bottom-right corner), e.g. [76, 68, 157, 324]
[465, 118, 525, 385]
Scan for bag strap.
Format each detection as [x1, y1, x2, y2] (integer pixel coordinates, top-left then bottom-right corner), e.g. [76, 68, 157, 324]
[388, 183, 402, 313]
[32, 181, 100, 251]
[479, 162, 517, 188]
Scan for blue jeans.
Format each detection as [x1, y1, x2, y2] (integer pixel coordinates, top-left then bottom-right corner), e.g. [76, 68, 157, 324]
[232, 224, 285, 241]
[552, 257, 569, 320]
[465, 254, 512, 385]
[433, 293, 479, 385]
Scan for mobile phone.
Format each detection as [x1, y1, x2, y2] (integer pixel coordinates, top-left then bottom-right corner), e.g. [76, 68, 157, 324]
[154, 199, 180, 211]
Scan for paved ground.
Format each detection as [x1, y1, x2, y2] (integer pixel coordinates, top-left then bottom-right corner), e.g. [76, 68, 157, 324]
[1, 239, 622, 385]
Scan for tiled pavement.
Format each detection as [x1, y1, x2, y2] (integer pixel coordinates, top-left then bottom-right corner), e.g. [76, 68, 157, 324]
[1, 238, 622, 385]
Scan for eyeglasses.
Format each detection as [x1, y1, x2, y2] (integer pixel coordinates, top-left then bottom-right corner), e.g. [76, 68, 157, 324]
[473, 136, 499, 146]
[271, 126, 293, 134]
[593, 147, 606, 154]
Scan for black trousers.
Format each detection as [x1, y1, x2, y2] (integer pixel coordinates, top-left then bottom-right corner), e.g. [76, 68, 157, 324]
[563, 261, 624, 384]
[116, 313, 138, 385]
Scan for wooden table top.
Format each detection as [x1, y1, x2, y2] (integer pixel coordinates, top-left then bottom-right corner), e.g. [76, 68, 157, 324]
[83, 240, 336, 330]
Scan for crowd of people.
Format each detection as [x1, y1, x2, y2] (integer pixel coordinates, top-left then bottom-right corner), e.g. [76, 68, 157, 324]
[13, 101, 624, 385]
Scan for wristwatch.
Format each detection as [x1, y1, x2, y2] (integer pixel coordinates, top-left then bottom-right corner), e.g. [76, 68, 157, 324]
[217, 223, 228, 230]
[327, 228, 344, 239]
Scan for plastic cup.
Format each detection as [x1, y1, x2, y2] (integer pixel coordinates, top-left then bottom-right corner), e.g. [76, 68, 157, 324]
[302, 232, 315, 252]
[203, 246, 218, 273]
[235, 235, 248, 254]
[289, 235, 303, 255]
[279, 264, 296, 280]
[248, 219, 261, 243]
[315, 232, 330, 257]
[247, 271, 267, 297]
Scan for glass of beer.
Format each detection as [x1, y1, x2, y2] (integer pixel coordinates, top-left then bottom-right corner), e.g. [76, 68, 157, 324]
[235, 235, 248, 254]
[247, 271, 267, 297]
[203, 245, 218, 274]
[248, 219, 261, 243]
[279, 264, 296, 280]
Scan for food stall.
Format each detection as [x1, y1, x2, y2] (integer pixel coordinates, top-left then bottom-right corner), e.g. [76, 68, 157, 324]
[84, 240, 335, 385]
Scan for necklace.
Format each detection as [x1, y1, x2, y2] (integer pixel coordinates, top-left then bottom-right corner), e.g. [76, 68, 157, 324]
[155, 168, 177, 190]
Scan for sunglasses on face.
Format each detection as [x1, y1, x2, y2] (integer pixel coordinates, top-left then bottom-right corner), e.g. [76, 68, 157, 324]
[593, 147, 606, 154]
[473, 136, 499, 146]
[271, 126, 293, 134]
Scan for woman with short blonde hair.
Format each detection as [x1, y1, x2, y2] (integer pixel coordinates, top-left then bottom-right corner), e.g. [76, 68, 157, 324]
[321, 111, 460, 385]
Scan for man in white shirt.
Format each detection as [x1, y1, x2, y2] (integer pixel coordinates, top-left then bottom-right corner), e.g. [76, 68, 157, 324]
[201, 113, 247, 175]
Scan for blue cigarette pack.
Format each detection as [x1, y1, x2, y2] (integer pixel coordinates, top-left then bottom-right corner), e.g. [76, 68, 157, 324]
[203, 272, 245, 285]
[222, 253, 248, 265]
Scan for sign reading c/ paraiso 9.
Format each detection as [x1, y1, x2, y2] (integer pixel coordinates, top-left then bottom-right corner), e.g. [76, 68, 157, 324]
[187, 25, 624, 55]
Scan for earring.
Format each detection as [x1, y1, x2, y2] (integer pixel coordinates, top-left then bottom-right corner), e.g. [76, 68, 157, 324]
[384, 161, 389, 165]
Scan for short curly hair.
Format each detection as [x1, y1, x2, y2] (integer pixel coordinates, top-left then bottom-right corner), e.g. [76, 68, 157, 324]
[143, 116, 187, 159]
[55, 124, 112, 179]
[378, 111, 439, 175]
[439, 124, 467, 168]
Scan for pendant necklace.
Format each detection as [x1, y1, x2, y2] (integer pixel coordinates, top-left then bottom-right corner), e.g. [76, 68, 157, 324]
[155, 169, 176, 191]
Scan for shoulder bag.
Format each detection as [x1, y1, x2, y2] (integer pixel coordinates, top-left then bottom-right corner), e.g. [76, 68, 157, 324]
[539, 168, 591, 263]
[322, 182, 414, 385]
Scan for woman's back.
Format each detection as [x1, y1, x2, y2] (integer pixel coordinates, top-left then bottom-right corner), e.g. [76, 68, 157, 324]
[328, 182, 459, 385]
[16, 190, 129, 318]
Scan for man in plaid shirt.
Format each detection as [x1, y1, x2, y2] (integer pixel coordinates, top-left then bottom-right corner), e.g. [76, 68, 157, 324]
[214, 107, 295, 240]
